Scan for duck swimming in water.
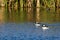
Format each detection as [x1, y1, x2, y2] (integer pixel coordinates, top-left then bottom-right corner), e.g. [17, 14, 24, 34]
[34, 22, 49, 29]
[34, 22, 41, 28]
[42, 24, 49, 30]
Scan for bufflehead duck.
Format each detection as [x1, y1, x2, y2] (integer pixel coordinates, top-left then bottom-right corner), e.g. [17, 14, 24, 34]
[34, 22, 41, 27]
[42, 24, 49, 30]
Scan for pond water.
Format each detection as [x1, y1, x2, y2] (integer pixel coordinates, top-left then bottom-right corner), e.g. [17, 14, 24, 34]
[0, 7, 60, 40]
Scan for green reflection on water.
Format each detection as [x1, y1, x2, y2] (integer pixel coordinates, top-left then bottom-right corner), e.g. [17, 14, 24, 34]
[0, 7, 60, 24]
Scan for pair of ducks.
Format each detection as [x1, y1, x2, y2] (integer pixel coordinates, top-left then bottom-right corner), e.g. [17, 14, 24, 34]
[35, 22, 49, 30]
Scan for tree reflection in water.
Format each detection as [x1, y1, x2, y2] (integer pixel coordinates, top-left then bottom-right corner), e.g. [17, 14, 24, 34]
[0, 7, 60, 24]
